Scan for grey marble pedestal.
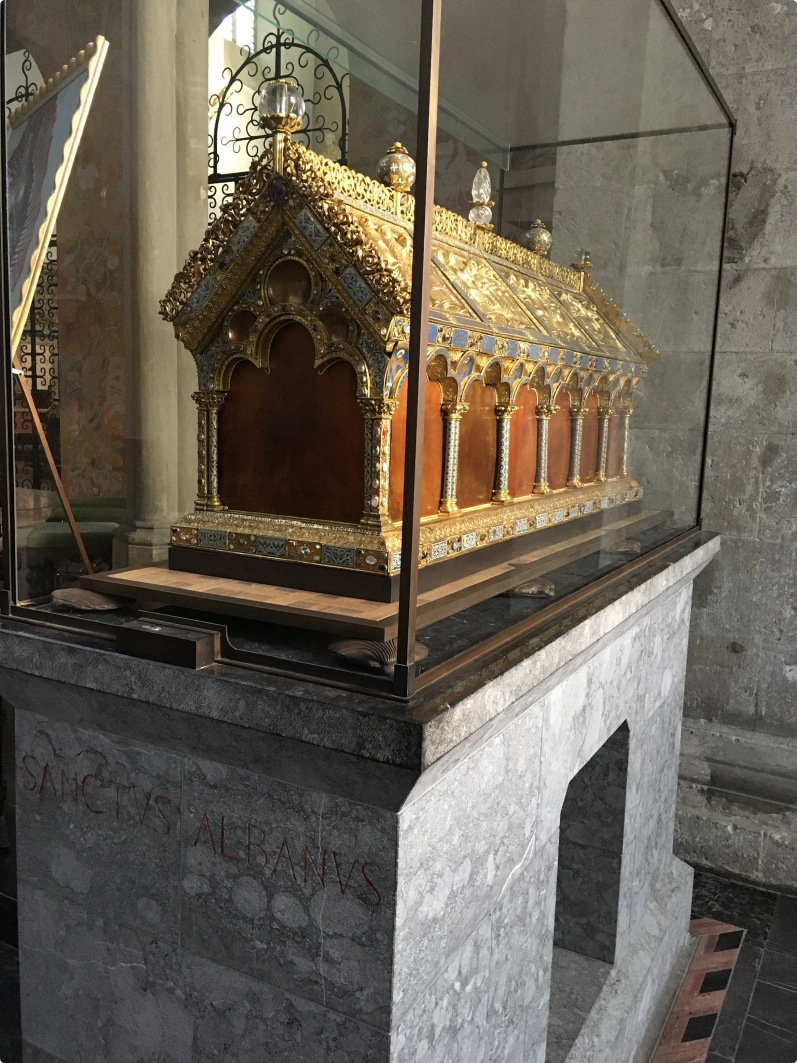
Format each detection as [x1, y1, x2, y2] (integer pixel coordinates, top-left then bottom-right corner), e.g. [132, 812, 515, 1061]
[2, 535, 718, 1063]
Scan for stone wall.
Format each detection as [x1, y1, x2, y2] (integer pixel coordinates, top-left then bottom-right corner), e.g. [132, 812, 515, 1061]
[670, 0, 797, 888]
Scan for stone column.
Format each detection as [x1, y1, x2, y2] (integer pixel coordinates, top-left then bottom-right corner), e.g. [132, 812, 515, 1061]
[596, 407, 614, 483]
[492, 403, 518, 504]
[114, 0, 209, 567]
[533, 403, 557, 494]
[619, 404, 633, 478]
[439, 401, 468, 514]
[567, 405, 587, 488]
[176, 0, 211, 516]
[194, 391, 226, 511]
[358, 397, 397, 527]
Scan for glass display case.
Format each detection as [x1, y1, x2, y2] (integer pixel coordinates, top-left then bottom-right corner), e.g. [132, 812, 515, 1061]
[0, 0, 733, 698]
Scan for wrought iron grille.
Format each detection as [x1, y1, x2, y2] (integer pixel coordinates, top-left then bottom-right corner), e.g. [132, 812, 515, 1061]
[6, 50, 60, 491]
[5, 48, 39, 113]
[15, 236, 60, 492]
[208, 2, 349, 221]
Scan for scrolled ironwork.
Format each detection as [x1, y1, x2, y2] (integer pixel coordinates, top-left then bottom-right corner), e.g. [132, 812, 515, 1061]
[6, 48, 39, 112]
[15, 236, 59, 492]
[208, 2, 348, 221]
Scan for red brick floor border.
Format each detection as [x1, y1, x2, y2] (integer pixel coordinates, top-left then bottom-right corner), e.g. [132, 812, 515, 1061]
[651, 918, 744, 1063]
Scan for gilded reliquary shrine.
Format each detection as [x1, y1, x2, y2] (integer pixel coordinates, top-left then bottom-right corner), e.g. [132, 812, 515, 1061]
[160, 137, 659, 604]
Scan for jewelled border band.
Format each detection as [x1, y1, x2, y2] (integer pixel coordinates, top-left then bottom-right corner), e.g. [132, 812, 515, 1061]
[172, 477, 642, 577]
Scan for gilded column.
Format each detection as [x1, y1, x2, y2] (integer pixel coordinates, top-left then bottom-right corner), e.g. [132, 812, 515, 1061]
[533, 403, 557, 494]
[619, 403, 633, 478]
[440, 401, 468, 514]
[567, 405, 587, 488]
[595, 406, 614, 483]
[492, 403, 518, 503]
[358, 397, 398, 527]
[193, 391, 226, 511]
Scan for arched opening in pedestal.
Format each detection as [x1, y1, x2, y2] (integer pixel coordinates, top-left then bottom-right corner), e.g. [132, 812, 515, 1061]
[546, 721, 630, 1063]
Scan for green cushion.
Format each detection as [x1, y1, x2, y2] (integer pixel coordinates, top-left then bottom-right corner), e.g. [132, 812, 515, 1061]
[27, 521, 120, 551]
[46, 497, 126, 524]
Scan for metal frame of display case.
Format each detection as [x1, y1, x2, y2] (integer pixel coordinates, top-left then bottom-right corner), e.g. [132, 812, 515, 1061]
[0, 0, 735, 701]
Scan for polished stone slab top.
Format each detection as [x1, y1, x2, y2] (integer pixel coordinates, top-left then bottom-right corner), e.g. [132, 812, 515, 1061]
[0, 534, 718, 770]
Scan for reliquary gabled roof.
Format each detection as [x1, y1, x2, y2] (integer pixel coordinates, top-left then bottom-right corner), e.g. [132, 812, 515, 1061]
[160, 141, 658, 371]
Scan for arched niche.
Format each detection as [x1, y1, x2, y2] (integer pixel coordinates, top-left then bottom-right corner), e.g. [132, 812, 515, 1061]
[458, 379, 498, 510]
[508, 384, 539, 500]
[548, 722, 630, 1061]
[554, 722, 630, 963]
[388, 376, 445, 522]
[548, 398, 572, 491]
[580, 392, 600, 484]
[217, 321, 364, 523]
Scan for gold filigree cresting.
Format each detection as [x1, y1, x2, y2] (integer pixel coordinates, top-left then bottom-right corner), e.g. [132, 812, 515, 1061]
[274, 144, 584, 288]
[283, 143, 412, 314]
[555, 289, 629, 354]
[163, 140, 655, 374]
[581, 273, 660, 364]
[161, 147, 276, 322]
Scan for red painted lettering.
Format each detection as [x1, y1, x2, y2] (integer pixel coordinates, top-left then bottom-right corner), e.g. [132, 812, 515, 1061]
[154, 795, 172, 836]
[272, 838, 297, 882]
[220, 816, 241, 864]
[193, 812, 216, 852]
[247, 823, 269, 868]
[21, 754, 40, 792]
[361, 863, 382, 908]
[303, 847, 327, 888]
[332, 852, 358, 896]
[81, 774, 105, 814]
[39, 763, 58, 798]
[132, 788, 152, 827]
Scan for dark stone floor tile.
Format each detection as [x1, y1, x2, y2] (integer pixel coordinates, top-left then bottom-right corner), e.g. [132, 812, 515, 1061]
[709, 944, 763, 1060]
[0, 892, 17, 949]
[760, 945, 797, 993]
[0, 941, 21, 1063]
[705, 1051, 732, 1063]
[736, 1019, 797, 1063]
[691, 871, 777, 949]
[747, 978, 797, 1039]
[769, 896, 797, 956]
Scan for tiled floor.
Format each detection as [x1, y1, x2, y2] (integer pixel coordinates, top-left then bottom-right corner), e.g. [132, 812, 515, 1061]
[691, 871, 797, 1063]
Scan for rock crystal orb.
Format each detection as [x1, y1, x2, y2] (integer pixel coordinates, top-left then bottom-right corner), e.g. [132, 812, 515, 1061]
[257, 77, 305, 131]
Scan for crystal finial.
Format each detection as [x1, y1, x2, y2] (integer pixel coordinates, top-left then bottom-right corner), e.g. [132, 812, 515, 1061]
[469, 162, 493, 229]
[471, 161, 491, 204]
[376, 143, 416, 193]
[523, 219, 553, 257]
[573, 249, 593, 271]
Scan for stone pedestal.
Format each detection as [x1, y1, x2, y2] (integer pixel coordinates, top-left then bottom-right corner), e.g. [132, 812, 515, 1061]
[0, 536, 718, 1063]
